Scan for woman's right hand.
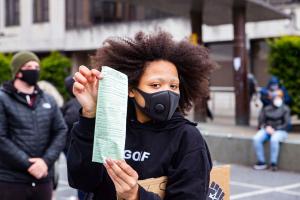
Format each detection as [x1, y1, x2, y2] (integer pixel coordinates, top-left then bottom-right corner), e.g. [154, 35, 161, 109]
[73, 65, 103, 118]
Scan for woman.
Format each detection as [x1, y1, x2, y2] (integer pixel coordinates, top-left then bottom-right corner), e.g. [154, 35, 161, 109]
[67, 31, 214, 200]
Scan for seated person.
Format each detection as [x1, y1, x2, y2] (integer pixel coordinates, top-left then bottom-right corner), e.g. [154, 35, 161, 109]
[253, 92, 290, 171]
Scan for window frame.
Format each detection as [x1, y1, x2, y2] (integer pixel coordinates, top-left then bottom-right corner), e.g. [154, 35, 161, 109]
[5, 0, 20, 27]
[33, 0, 49, 23]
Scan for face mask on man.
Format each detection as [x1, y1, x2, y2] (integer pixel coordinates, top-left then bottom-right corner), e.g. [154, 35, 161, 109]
[133, 88, 180, 121]
[19, 70, 40, 86]
[273, 97, 283, 108]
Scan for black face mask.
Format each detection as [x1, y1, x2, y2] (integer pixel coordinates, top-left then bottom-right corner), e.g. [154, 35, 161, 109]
[134, 88, 180, 121]
[19, 70, 40, 86]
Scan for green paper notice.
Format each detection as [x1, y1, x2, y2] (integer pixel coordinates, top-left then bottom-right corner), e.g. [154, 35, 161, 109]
[92, 66, 128, 163]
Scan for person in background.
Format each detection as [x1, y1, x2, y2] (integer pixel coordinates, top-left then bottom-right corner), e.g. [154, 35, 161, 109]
[260, 76, 291, 107]
[62, 75, 81, 154]
[248, 73, 258, 105]
[0, 51, 67, 200]
[260, 76, 292, 131]
[38, 80, 64, 108]
[253, 91, 290, 171]
[61, 75, 84, 200]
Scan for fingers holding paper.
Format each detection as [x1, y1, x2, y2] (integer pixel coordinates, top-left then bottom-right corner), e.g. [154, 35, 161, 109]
[74, 65, 102, 93]
[104, 159, 139, 200]
[73, 65, 103, 118]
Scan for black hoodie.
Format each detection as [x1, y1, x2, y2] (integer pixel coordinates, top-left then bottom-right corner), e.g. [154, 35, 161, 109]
[67, 100, 212, 200]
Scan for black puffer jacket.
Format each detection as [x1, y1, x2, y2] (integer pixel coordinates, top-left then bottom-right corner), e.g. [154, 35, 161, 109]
[0, 81, 67, 184]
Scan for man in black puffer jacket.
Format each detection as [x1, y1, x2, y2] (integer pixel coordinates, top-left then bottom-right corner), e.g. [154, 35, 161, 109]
[0, 51, 67, 200]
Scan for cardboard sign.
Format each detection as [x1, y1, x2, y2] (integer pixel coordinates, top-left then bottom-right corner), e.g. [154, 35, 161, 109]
[117, 165, 230, 200]
[207, 165, 231, 200]
[116, 176, 167, 200]
[138, 176, 167, 199]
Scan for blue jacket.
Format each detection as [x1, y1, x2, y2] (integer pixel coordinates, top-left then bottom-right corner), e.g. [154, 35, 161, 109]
[260, 76, 291, 107]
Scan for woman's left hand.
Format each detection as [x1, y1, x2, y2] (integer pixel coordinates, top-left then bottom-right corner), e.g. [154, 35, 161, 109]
[104, 159, 139, 200]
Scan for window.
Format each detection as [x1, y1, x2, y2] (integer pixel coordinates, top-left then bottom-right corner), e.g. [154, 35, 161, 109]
[90, 0, 122, 24]
[65, 0, 171, 28]
[33, 0, 49, 23]
[206, 42, 234, 87]
[91, 0, 139, 23]
[5, 0, 20, 26]
[66, 0, 90, 29]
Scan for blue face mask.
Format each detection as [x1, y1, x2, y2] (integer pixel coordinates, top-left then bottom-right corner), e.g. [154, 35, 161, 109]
[133, 88, 180, 121]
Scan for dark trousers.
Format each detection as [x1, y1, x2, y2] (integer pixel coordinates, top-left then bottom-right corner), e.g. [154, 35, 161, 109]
[0, 181, 52, 200]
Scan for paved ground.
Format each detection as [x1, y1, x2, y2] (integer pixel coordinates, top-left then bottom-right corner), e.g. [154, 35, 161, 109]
[55, 155, 300, 200]
[54, 155, 77, 200]
[230, 163, 300, 200]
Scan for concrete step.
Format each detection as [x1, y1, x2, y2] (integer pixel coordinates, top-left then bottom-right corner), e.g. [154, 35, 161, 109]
[198, 124, 300, 172]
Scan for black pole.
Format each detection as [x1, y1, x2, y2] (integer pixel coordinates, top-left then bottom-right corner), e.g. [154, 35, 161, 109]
[190, 9, 207, 122]
[232, 2, 250, 125]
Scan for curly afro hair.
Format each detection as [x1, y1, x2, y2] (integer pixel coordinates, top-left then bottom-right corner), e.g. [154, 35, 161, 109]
[91, 31, 215, 114]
